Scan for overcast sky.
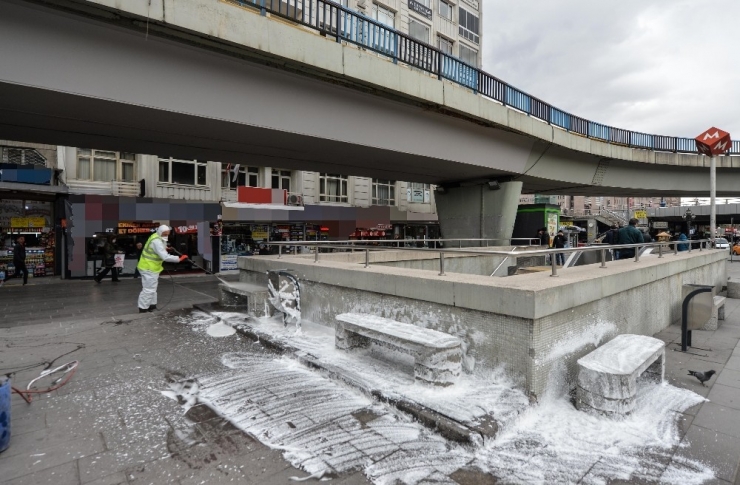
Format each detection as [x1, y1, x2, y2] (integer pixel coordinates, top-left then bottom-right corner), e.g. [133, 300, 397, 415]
[482, 0, 740, 139]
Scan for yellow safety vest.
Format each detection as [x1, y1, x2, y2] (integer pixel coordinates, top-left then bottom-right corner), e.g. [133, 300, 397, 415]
[137, 233, 166, 273]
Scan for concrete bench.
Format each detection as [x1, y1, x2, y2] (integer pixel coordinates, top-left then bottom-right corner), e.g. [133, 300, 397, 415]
[219, 282, 272, 317]
[704, 295, 726, 331]
[335, 313, 462, 386]
[728, 279, 740, 299]
[576, 334, 665, 416]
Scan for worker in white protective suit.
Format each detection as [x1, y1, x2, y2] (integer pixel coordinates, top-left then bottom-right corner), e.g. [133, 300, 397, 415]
[137, 225, 187, 313]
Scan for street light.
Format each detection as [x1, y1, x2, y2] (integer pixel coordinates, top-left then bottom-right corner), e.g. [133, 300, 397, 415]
[683, 208, 694, 234]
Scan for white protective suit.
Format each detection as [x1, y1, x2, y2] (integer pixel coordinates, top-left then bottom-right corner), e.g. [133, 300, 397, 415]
[138, 227, 181, 310]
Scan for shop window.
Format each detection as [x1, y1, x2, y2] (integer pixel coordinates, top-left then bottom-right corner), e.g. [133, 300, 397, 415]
[271, 169, 292, 192]
[438, 36, 453, 55]
[319, 173, 348, 203]
[458, 6, 479, 44]
[222, 164, 259, 189]
[158, 158, 208, 186]
[372, 179, 396, 205]
[439, 0, 453, 20]
[77, 149, 136, 182]
[459, 43, 478, 67]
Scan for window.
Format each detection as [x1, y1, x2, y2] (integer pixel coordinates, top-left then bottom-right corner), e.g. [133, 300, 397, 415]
[459, 43, 478, 67]
[373, 4, 395, 28]
[319, 174, 348, 203]
[271, 169, 291, 192]
[409, 19, 429, 43]
[439, 0, 452, 20]
[77, 149, 136, 182]
[1, 147, 47, 166]
[372, 179, 396, 205]
[458, 6, 479, 44]
[222, 164, 259, 189]
[438, 36, 453, 55]
[415, 0, 431, 6]
[158, 158, 207, 186]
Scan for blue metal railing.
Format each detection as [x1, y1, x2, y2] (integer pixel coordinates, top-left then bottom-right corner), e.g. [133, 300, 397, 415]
[230, 0, 740, 155]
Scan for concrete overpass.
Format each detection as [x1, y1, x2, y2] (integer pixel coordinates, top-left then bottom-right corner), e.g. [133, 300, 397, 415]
[2, 0, 740, 241]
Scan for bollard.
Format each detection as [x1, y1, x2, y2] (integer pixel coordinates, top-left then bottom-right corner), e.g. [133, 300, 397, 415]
[659, 244, 663, 258]
[550, 251, 558, 277]
[278, 245, 282, 259]
[635, 246, 640, 262]
[294, 246, 298, 255]
[674, 243, 678, 255]
[700, 240, 703, 252]
[439, 252, 446, 276]
[365, 248, 369, 268]
[600, 249, 606, 268]
[314, 247, 319, 263]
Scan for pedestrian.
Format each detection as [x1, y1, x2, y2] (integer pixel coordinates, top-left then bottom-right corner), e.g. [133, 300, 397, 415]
[133, 242, 143, 279]
[676, 232, 689, 252]
[537, 228, 550, 246]
[616, 218, 644, 259]
[553, 230, 566, 266]
[12, 236, 28, 285]
[95, 235, 121, 283]
[137, 225, 188, 313]
[602, 224, 621, 260]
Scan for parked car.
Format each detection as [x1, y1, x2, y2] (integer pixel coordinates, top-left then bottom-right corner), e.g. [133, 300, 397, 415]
[715, 237, 730, 250]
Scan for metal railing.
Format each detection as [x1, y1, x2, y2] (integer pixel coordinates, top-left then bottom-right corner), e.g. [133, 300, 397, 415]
[265, 238, 716, 277]
[228, 0, 740, 155]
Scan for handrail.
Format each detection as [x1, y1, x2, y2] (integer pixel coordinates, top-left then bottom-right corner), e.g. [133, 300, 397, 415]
[228, 0, 740, 155]
[266, 238, 716, 277]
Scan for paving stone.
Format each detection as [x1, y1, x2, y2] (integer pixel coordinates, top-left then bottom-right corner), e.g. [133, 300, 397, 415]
[3, 460, 80, 485]
[726, 356, 740, 371]
[0, 433, 105, 482]
[80, 471, 129, 485]
[693, 402, 740, 439]
[707, 384, 740, 411]
[669, 426, 740, 483]
[717, 369, 740, 389]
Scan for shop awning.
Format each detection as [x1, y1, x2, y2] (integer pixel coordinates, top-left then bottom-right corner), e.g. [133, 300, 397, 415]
[221, 202, 304, 211]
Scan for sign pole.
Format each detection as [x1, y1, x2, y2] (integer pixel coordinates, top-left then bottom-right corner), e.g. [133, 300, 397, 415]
[710, 155, 717, 244]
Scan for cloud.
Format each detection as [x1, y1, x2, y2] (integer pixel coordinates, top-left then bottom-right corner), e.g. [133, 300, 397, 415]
[483, 0, 740, 138]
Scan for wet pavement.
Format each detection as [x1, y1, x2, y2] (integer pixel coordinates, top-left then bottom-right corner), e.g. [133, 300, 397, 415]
[1, 266, 740, 484]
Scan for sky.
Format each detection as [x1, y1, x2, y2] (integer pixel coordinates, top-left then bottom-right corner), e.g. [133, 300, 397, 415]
[482, 0, 740, 139]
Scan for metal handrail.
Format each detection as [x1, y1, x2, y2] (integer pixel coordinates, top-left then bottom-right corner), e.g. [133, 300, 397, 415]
[267, 238, 716, 277]
[227, 0, 739, 155]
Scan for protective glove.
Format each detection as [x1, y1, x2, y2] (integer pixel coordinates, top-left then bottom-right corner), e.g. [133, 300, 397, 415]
[179, 255, 189, 262]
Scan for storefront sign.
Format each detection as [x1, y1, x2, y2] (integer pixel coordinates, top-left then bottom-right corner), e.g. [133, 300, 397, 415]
[220, 254, 238, 272]
[117, 221, 159, 235]
[174, 224, 198, 234]
[653, 221, 669, 229]
[10, 216, 46, 228]
[408, 0, 432, 19]
[634, 210, 648, 219]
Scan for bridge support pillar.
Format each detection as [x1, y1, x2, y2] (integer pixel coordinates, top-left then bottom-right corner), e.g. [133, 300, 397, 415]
[435, 181, 523, 246]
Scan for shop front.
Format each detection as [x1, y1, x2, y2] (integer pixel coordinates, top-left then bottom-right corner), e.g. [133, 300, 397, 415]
[67, 195, 220, 278]
[0, 195, 61, 281]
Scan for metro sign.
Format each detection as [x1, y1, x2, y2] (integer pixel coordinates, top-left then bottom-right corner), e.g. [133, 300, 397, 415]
[695, 127, 732, 156]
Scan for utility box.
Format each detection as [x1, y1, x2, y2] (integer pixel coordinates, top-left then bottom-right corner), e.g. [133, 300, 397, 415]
[682, 284, 714, 330]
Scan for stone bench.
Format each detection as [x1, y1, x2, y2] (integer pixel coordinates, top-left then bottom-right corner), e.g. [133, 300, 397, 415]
[335, 313, 462, 386]
[704, 295, 726, 331]
[219, 282, 272, 317]
[728, 278, 740, 299]
[576, 334, 665, 416]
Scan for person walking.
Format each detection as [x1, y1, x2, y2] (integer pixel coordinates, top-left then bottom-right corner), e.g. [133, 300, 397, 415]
[137, 225, 187, 313]
[676, 232, 689, 252]
[553, 230, 567, 266]
[95, 236, 121, 283]
[133, 242, 143, 279]
[12, 236, 28, 285]
[602, 224, 621, 260]
[616, 218, 644, 259]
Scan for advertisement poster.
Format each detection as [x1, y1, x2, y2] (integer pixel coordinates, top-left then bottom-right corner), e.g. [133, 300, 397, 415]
[220, 254, 238, 272]
[547, 213, 558, 243]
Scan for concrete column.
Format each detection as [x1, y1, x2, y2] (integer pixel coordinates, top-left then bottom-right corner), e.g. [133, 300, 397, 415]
[435, 181, 523, 246]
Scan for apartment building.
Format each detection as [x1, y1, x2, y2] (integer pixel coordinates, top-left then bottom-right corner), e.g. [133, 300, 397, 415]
[519, 194, 682, 217]
[333, 0, 482, 67]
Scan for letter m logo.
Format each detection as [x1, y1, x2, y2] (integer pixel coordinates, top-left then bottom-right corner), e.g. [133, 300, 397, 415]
[703, 131, 720, 141]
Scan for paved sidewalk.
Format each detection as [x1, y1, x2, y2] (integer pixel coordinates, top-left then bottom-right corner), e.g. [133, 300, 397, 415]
[2, 264, 740, 484]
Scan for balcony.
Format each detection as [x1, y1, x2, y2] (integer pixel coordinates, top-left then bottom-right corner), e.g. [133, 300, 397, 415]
[65, 179, 140, 197]
[435, 15, 456, 39]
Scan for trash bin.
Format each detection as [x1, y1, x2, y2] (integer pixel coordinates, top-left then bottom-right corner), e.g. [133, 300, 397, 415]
[0, 377, 10, 453]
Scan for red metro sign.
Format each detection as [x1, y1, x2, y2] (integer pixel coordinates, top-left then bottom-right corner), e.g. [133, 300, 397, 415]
[695, 127, 732, 156]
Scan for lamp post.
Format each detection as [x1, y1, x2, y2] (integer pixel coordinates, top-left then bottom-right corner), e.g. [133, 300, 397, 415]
[696, 127, 732, 244]
[683, 208, 694, 251]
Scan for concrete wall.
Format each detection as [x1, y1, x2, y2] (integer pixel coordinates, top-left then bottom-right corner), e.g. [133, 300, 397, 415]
[238, 249, 726, 399]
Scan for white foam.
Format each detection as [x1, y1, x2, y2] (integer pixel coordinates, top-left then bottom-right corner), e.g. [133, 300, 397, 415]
[206, 321, 236, 337]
